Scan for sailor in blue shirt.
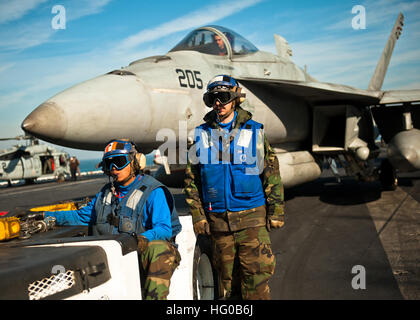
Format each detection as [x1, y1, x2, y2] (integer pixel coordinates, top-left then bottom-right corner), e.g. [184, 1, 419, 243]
[45, 174, 173, 242]
[43, 139, 181, 300]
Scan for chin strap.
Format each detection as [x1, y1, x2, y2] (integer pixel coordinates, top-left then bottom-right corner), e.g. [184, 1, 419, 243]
[216, 110, 221, 123]
[109, 175, 117, 197]
[108, 162, 137, 197]
[218, 109, 235, 123]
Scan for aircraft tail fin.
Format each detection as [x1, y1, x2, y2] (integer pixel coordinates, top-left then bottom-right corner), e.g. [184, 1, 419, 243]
[274, 34, 293, 60]
[368, 12, 404, 91]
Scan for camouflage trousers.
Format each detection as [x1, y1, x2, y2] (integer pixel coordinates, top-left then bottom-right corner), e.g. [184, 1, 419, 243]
[139, 240, 181, 300]
[211, 226, 276, 300]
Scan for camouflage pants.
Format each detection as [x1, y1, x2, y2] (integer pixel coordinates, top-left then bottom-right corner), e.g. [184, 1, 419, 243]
[211, 226, 276, 300]
[139, 240, 181, 300]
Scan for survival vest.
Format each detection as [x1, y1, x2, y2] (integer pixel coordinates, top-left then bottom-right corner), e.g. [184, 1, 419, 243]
[91, 175, 181, 241]
[192, 119, 266, 213]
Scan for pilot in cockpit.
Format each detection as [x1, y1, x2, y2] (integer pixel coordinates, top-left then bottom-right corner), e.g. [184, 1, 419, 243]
[213, 34, 227, 56]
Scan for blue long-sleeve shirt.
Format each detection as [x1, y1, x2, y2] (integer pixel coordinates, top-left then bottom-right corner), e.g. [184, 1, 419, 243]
[44, 175, 172, 241]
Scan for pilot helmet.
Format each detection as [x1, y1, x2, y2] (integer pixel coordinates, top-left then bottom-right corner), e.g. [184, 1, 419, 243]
[203, 74, 245, 107]
[102, 139, 146, 174]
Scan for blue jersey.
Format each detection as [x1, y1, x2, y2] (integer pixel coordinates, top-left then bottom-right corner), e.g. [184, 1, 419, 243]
[44, 175, 173, 241]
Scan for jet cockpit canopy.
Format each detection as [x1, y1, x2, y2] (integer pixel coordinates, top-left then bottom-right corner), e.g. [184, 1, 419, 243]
[170, 25, 259, 57]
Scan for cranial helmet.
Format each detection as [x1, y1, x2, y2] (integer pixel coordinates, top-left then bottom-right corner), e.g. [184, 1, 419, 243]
[206, 74, 238, 91]
[203, 74, 246, 107]
[102, 139, 146, 175]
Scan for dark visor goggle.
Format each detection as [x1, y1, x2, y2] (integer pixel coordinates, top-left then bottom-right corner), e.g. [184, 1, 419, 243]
[103, 154, 131, 171]
[203, 91, 237, 107]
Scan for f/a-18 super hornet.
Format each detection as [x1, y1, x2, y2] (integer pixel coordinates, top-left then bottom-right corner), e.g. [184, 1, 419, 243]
[21, 13, 420, 189]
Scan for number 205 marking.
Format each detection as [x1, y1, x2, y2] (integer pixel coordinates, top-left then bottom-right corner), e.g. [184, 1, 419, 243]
[176, 69, 203, 89]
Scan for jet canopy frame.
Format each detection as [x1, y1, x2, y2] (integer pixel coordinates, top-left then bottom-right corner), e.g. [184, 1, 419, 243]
[169, 25, 259, 58]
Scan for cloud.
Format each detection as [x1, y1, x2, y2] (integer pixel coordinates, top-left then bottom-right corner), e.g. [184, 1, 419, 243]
[66, 0, 113, 21]
[0, 0, 48, 24]
[0, 19, 55, 51]
[325, 0, 420, 31]
[253, 0, 420, 90]
[119, 0, 264, 51]
[0, 62, 15, 73]
[0, 39, 172, 113]
[0, 0, 265, 112]
[290, 33, 420, 89]
[0, 0, 113, 52]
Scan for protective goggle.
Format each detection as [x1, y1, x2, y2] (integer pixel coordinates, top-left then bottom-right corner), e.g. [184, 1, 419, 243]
[103, 154, 131, 171]
[203, 91, 238, 107]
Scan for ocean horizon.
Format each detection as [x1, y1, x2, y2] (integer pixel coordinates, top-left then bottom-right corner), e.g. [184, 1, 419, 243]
[78, 159, 102, 173]
[78, 153, 155, 173]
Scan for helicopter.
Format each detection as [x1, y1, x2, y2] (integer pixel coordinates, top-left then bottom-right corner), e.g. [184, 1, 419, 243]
[0, 135, 71, 186]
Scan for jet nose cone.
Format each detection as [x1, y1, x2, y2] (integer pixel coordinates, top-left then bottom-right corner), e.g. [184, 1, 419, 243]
[22, 72, 153, 151]
[21, 102, 67, 141]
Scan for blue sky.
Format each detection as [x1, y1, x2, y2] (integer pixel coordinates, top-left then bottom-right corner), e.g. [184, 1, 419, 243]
[0, 0, 419, 159]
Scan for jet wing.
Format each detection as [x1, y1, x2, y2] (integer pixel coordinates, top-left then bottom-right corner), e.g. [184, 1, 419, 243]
[237, 77, 381, 106]
[379, 89, 420, 104]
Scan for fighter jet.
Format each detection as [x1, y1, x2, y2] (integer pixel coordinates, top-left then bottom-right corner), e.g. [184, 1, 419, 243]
[22, 14, 420, 189]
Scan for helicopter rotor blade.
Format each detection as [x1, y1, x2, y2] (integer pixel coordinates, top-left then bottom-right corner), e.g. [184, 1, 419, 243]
[0, 135, 34, 141]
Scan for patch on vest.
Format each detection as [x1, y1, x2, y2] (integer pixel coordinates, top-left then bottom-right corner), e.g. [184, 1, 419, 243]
[126, 189, 143, 210]
[200, 131, 209, 149]
[208, 187, 218, 199]
[237, 129, 252, 147]
[104, 192, 112, 205]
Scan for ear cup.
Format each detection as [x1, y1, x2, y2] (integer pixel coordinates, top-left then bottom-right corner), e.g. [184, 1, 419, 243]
[136, 153, 146, 170]
[100, 161, 109, 175]
[235, 87, 246, 104]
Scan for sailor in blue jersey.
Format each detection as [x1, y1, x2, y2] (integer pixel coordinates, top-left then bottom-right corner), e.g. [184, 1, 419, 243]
[43, 139, 182, 300]
[45, 175, 173, 241]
